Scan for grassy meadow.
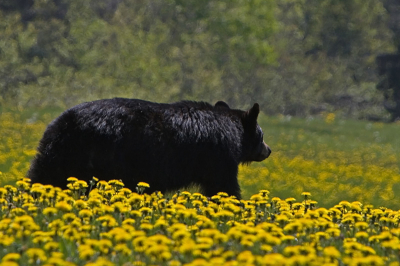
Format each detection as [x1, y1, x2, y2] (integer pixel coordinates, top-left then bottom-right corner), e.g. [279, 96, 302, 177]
[240, 114, 400, 209]
[1, 108, 399, 208]
[1, 109, 400, 265]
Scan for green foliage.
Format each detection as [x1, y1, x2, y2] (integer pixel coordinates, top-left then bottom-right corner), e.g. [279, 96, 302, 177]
[0, 0, 277, 109]
[0, 0, 398, 119]
[262, 0, 395, 118]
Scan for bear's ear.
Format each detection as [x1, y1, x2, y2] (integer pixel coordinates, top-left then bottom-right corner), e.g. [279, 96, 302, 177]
[242, 103, 260, 128]
[215, 101, 230, 109]
[247, 103, 260, 120]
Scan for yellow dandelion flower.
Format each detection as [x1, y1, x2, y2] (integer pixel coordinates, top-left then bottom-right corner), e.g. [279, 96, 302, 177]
[79, 247, 96, 260]
[140, 222, 153, 232]
[172, 229, 191, 241]
[98, 239, 113, 254]
[154, 218, 168, 230]
[339, 201, 351, 209]
[87, 257, 115, 266]
[46, 257, 68, 266]
[43, 207, 58, 217]
[257, 231, 282, 246]
[237, 250, 255, 264]
[98, 215, 118, 228]
[0, 188, 8, 198]
[67, 177, 78, 183]
[377, 231, 393, 241]
[2, 253, 20, 262]
[137, 182, 150, 188]
[111, 202, 129, 213]
[145, 243, 169, 258]
[355, 231, 369, 241]
[33, 235, 53, 245]
[55, 201, 73, 212]
[271, 197, 281, 204]
[215, 210, 234, 221]
[96, 180, 110, 190]
[139, 207, 152, 216]
[158, 251, 172, 262]
[213, 233, 228, 245]
[0, 262, 19, 266]
[178, 238, 196, 254]
[217, 192, 229, 197]
[147, 234, 172, 246]
[129, 210, 143, 219]
[109, 227, 132, 242]
[355, 221, 369, 231]
[260, 253, 286, 265]
[114, 243, 132, 256]
[283, 222, 303, 234]
[10, 208, 26, 217]
[285, 197, 296, 203]
[74, 199, 88, 210]
[211, 195, 221, 202]
[190, 258, 208, 266]
[250, 194, 264, 202]
[132, 236, 147, 252]
[78, 209, 93, 219]
[4, 185, 17, 194]
[168, 260, 181, 266]
[16, 180, 30, 191]
[0, 235, 14, 246]
[325, 112, 335, 124]
[26, 248, 47, 264]
[44, 242, 59, 252]
[275, 214, 289, 225]
[128, 193, 144, 206]
[192, 200, 203, 208]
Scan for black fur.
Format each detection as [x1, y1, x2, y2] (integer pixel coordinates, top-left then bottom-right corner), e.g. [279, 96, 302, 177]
[28, 98, 271, 198]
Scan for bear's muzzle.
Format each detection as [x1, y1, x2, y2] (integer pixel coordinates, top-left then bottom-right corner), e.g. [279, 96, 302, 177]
[255, 141, 271, 161]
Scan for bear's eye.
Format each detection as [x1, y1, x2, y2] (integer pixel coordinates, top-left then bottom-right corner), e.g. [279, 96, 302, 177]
[256, 125, 264, 141]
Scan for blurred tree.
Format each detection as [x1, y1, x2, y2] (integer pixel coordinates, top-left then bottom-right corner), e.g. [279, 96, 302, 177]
[0, 11, 36, 103]
[1, 0, 278, 108]
[375, 0, 400, 122]
[384, 0, 400, 51]
[136, 0, 278, 106]
[0, 0, 34, 23]
[264, 0, 395, 118]
[376, 54, 400, 121]
[0, 0, 398, 120]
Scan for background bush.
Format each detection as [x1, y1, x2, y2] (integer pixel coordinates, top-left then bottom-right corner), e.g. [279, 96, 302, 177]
[1, 0, 400, 120]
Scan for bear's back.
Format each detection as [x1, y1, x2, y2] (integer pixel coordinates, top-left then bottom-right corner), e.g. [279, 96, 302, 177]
[64, 98, 243, 144]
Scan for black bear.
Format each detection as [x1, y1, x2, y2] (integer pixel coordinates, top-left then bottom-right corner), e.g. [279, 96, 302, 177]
[28, 98, 271, 198]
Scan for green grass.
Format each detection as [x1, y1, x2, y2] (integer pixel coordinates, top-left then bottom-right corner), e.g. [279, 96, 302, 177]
[259, 114, 400, 158]
[239, 114, 400, 208]
[1, 108, 400, 208]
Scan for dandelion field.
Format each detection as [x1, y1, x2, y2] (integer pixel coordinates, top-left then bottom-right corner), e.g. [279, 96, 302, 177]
[240, 114, 400, 208]
[0, 178, 400, 266]
[1, 109, 400, 265]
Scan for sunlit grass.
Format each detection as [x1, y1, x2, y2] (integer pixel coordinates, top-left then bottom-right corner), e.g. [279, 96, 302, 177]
[1, 109, 400, 207]
[240, 114, 400, 208]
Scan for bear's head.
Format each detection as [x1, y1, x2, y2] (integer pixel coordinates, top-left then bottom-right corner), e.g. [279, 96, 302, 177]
[240, 103, 271, 163]
[215, 101, 271, 163]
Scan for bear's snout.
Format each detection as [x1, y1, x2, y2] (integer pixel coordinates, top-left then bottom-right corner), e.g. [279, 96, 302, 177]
[255, 142, 271, 161]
